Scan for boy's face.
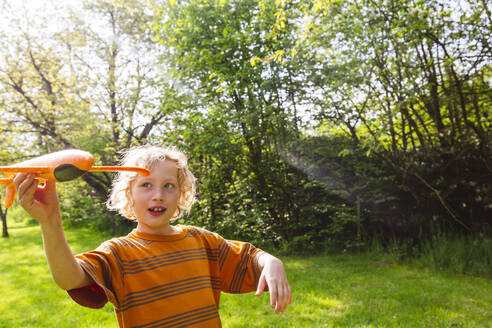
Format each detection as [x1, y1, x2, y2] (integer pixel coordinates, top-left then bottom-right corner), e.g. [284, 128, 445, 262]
[130, 159, 180, 235]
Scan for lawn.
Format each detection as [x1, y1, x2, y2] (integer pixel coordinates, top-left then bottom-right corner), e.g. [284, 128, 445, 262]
[0, 221, 490, 327]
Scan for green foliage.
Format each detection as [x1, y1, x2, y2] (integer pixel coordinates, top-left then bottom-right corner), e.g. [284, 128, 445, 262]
[168, 107, 362, 251]
[58, 180, 135, 236]
[153, 0, 319, 249]
[304, 0, 492, 236]
[0, 0, 181, 234]
[1, 0, 490, 258]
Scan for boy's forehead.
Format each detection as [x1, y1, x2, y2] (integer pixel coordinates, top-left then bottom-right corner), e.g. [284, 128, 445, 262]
[143, 159, 178, 177]
[133, 157, 175, 169]
[152, 158, 178, 168]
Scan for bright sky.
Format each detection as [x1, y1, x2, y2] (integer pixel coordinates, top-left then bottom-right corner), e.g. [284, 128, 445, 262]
[1, 0, 83, 36]
[6, 0, 81, 11]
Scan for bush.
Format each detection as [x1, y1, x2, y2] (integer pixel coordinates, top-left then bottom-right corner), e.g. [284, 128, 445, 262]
[58, 181, 135, 236]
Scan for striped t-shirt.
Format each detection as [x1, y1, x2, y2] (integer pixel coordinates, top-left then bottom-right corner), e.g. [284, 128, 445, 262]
[67, 225, 264, 328]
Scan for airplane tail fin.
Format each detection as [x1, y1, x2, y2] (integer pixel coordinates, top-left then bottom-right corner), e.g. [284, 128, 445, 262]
[1, 177, 16, 208]
[5, 185, 16, 208]
[1, 177, 47, 208]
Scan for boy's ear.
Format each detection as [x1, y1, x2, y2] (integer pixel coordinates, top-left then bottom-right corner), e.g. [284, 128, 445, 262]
[126, 189, 135, 207]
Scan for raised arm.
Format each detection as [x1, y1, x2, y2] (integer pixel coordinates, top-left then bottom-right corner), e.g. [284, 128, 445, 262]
[255, 252, 292, 313]
[13, 173, 94, 290]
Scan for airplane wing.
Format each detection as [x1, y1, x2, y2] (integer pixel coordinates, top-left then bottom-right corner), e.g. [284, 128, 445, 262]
[0, 167, 51, 185]
[0, 166, 51, 173]
[0, 178, 13, 185]
[89, 166, 150, 176]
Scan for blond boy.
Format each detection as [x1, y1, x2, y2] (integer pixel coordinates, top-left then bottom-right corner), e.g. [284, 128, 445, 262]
[14, 145, 291, 327]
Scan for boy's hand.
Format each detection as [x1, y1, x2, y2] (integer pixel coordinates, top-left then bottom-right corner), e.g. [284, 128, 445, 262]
[256, 254, 292, 313]
[13, 173, 61, 226]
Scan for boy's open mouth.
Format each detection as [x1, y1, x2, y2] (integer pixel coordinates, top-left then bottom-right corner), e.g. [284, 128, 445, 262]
[148, 207, 166, 216]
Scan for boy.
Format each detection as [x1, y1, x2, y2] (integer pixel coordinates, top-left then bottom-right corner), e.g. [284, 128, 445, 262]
[14, 145, 291, 327]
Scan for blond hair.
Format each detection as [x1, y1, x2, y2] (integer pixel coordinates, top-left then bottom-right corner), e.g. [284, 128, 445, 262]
[106, 145, 196, 221]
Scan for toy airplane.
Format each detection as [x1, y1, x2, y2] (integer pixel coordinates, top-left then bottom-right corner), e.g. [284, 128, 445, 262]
[0, 149, 150, 208]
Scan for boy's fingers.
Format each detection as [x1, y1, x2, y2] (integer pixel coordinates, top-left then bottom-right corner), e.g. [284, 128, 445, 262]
[282, 285, 290, 312]
[255, 275, 266, 296]
[16, 174, 36, 205]
[38, 179, 58, 202]
[274, 283, 290, 313]
[283, 285, 291, 310]
[43, 179, 55, 189]
[269, 283, 277, 310]
[278, 287, 286, 312]
[275, 287, 284, 313]
[13, 172, 28, 190]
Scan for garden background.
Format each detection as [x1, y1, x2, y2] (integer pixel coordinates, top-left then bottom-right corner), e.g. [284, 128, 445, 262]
[0, 0, 490, 326]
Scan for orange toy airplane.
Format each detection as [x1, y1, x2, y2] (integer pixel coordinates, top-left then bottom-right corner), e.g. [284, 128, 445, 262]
[0, 149, 150, 208]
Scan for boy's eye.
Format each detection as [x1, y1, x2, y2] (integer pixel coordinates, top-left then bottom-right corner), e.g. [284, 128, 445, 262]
[164, 183, 175, 189]
[142, 182, 151, 188]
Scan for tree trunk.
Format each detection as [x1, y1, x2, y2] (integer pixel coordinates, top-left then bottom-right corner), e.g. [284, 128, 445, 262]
[356, 195, 361, 242]
[1, 207, 8, 238]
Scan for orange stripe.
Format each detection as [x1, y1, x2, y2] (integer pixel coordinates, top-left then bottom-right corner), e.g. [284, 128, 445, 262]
[89, 166, 150, 176]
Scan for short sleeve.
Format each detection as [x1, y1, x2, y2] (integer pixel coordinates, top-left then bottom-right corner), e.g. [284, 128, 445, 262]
[66, 242, 119, 308]
[67, 283, 107, 309]
[216, 237, 264, 293]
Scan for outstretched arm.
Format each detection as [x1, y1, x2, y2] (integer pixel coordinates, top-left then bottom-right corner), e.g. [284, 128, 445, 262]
[255, 252, 292, 313]
[13, 173, 94, 290]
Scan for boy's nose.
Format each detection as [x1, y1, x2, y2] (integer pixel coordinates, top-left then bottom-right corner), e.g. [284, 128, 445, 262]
[152, 189, 165, 201]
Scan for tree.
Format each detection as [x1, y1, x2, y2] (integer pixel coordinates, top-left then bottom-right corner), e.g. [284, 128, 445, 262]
[151, 0, 360, 248]
[0, 0, 184, 233]
[0, 121, 28, 238]
[300, 0, 492, 234]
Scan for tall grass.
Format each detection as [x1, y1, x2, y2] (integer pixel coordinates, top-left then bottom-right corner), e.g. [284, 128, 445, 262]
[411, 234, 492, 278]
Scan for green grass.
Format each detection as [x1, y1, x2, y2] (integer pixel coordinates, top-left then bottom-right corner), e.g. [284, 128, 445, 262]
[1, 222, 491, 327]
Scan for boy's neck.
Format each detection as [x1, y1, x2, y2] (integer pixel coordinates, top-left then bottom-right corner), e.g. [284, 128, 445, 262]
[136, 224, 182, 236]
